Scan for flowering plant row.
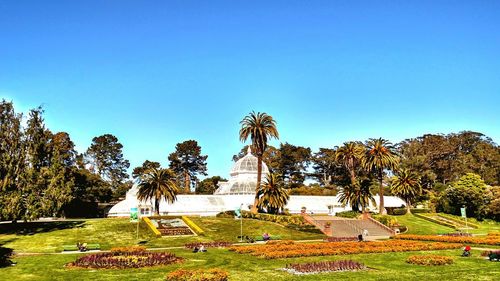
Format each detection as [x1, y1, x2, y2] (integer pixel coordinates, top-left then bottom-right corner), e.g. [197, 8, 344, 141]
[110, 246, 147, 253]
[229, 240, 461, 259]
[394, 234, 500, 245]
[406, 255, 454, 266]
[184, 241, 232, 249]
[67, 250, 183, 269]
[442, 233, 472, 237]
[165, 268, 229, 281]
[285, 260, 365, 274]
[324, 237, 358, 242]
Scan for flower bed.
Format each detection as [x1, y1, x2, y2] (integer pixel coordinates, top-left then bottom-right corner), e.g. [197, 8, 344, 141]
[184, 241, 232, 249]
[285, 260, 365, 274]
[394, 234, 500, 245]
[406, 255, 454, 266]
[67, 248, 183, 269]
[228, 240, 461, 259]
[442, 233, 472, 237]
[324, 237, 358, 242]
[166, 268, 229, 281]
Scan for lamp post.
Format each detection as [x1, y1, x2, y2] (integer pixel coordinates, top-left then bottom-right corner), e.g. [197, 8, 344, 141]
[239, 203, 243, 242]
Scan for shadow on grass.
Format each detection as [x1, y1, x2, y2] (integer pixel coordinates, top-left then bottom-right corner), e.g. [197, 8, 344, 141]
[0, 221, 85, 235]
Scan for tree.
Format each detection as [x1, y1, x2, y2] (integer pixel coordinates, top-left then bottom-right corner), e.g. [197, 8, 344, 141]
[278, 143, 311, 187]
[311, 148, 340, 186]
[363, 138, 399, 214]
[0, 100, 25, 221]
[239, 111, 279, 213]
[132, 160, 160, 180]
[168, 140, 208, 193]
[257, 173, 289, 214]
[336, 142, 365, 187]
[439, 173, 492, 219]
[195, 176, 226, 194]
[137, 168, 178, 215]
[85, 134, 130, 189]
[391, 169, 421, 214]
[338, 179, 375, 212]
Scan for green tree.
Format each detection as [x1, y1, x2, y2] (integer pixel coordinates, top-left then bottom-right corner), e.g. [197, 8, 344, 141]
[363, 138, 399, 214]
[336, 142, 365, 187]
[85, 134, 130, 189]
[0, 100, 25, 221]
[195, 176, 226, 194]
[257, 173, 289, 214]
[439, 173, 492, 219]
[338, 179, 375, 212]
[132, 160, 160, 179]
[278, 143, 311, 187]
[137, 168, 179, 215]
[311, 148, 341, 186]
[239, 111, 279, 213]
[391, 169, 421, 214]
[168, 140, 208, 193]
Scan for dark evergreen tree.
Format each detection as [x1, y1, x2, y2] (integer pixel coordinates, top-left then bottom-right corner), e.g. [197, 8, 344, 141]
[168, 140, 208, 193]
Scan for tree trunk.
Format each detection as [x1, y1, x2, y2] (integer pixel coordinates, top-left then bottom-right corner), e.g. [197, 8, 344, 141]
[406, 200, 412, 214]
[184, 170, 190, 193]
[251, 155, 263, 214]
[155, 199, 160, 216]
[379, 169, 386, 215]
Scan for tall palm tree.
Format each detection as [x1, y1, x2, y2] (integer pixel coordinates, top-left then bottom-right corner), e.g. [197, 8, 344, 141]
[335, 142, 365, 187]
[257, 173, 289, 214]
[363, 138, 399, 214]
[137, 168, 179, 216]
[239, 111, 279, 213]
[391, 169, 421, 214]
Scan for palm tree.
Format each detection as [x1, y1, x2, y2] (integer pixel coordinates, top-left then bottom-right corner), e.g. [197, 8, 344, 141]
[257, 173, 289, 214]
[335, 142, 365, 187]
[137, 168, 179, 216]
[363, 138, 399, 214]
[239, 111, 279, 213]
[338, 179, 375, 213]
[391, 169, 421, 214]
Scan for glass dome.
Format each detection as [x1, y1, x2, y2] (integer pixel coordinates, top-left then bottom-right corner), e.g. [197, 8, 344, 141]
[214, 147, 269, 195]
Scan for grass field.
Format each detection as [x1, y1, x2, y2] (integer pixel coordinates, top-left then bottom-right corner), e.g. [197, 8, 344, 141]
[1, 216, 498, 280]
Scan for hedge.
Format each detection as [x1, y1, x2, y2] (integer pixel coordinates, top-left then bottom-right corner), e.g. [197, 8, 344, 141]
[437, 213, 480, 229]
[413, 213, 457, 229]
[335, 211, 360, 219]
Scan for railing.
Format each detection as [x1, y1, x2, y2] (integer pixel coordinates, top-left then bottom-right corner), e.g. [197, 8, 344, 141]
[367, 217, 396, 235]
[301, 213, 331, 236]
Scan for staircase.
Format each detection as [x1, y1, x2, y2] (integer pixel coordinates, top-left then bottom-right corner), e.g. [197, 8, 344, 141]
[301, 214, 395, 238]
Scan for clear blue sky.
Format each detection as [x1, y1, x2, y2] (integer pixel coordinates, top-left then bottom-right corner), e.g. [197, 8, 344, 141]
[1, 1, 499, 179]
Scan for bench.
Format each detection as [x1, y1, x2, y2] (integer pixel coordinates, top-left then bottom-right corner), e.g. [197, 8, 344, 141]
[63, 243, 101, 251]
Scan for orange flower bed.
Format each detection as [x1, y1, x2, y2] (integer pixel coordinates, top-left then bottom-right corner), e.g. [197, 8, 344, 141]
[406, 255, 454, 266]
[228, 240, 461, 259]
[394, 234, 500, 245]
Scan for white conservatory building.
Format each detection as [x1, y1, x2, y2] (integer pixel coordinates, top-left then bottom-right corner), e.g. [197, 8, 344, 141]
[108, 148, 405, 217]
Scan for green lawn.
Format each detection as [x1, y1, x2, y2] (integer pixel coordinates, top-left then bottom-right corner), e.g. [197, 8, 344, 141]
[0, 217, 324, 253]
[1, 248, 498, 281]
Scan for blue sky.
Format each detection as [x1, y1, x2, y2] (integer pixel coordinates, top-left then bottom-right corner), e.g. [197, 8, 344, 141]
[1, 1, 499, 178]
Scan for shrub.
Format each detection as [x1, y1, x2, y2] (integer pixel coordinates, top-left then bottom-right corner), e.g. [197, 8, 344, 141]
[110, 246, 146, 253]
[437, 213, 480, 228]
[216, 211, 236, 218]
[406, 255, 453, 266]
[392, 208, 407, 216]
[442, 232, 472, 237]
[67, 250, 183, 269]
[372, 215, 399, 227]
[285, 260, 365, 274]
[0, 247, 14, 267]
[335, 211, 360, 219]
[413, 213, 458, 229]
[411, 208, 431, 214]
[166, 268, 229, 281]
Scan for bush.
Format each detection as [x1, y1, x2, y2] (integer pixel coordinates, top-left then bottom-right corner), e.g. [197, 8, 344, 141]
[216, 211, 236, 218]
[0, 247, 14, 267]
[392, 208, 407, 216]
[406, 255, 453, 266]
[166, 268, 229, 281]
[372, 215, 399, 227]
[413, 213, 457, 229]
[110, 246, 146, 253]
[184, 241, 232, 249]
[335, 211, 360, 219]
[411, 208, 431, 214]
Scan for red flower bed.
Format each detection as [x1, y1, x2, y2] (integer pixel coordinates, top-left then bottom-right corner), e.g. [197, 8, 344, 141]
[286, 260, 365, 274]
[184, 241, 232, 249]
[229, 240, 461, 259]
[394, 234, 500, 245]
[67, 249, 183, 269]
[324, 237, 358, 242]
